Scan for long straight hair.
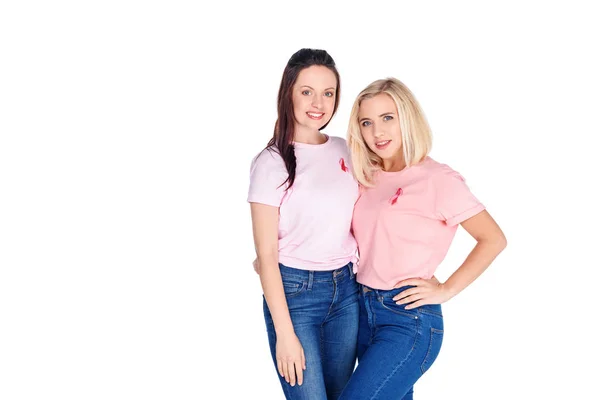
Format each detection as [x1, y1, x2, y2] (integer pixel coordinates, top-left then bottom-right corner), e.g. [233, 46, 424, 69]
[267, 48, 341, 189]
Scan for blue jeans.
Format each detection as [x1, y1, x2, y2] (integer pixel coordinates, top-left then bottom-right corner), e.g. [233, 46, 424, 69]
[263, 262, 359, 400]
[339, 285, 444, 400]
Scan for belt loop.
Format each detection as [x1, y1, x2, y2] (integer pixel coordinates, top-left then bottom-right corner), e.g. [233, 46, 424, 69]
[307, 271, 314, 290]
[348, 263, 353, 276]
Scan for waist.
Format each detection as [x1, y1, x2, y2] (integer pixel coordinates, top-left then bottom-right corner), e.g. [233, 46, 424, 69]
[279, 262, 354, 282]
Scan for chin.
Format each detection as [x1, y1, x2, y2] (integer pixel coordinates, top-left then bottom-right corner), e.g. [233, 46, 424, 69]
[375, 150, 398, 162]
[303, 119, 325, 129]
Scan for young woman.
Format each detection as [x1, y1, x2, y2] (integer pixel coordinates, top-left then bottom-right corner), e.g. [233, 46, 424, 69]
[247, 48, 360, 400]
[338, 78, 507, 399]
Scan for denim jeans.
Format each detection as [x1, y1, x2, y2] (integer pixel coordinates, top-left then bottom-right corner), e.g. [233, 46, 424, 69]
[338, 285, 444, 400]
[263, 262, 359, 400]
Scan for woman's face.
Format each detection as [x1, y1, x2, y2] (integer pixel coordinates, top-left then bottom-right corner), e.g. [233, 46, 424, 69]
[358, 93, 403, 162]
[292, 66, 337, 132]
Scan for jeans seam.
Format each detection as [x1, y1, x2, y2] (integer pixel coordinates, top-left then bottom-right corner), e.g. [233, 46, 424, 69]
[323, 276, 338, 323]
[378, 297, 419, 319]
[371, 295, 377, 343]
[285, 281, 307, 299]
[369, 318, 421, 400]
[420, 327, 443, 374]
[365, 294, 376, 345]
[418, 308, 443, 317]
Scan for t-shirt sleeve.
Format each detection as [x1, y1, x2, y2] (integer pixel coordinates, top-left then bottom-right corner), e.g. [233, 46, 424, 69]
[247, 150, 288, 207]
[434, 167, 485, 226]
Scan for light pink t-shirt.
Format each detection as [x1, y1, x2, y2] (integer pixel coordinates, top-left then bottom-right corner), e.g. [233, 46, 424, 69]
[352, 156, 485, 289]
[248, 135, 359, 271]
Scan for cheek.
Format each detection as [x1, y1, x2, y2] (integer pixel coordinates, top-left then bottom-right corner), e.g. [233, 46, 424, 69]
[326, 96, 336, 111]
[292, 94, 302, 109]
[360, 130, 375, 148]
[292, 95, 307, 116]
[392, 125, 403, 141]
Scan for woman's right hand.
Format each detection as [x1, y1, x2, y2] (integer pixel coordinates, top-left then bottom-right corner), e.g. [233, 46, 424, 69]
[275, 331, 306, 386]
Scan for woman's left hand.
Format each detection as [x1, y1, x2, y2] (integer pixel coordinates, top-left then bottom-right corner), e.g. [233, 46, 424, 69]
[392, 277, 453, 309]
[253, 257, 260, 274]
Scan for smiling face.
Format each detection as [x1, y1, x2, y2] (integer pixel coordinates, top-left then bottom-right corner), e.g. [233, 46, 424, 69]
[358, 93, 403, 165]
[292, 65, 337, 135]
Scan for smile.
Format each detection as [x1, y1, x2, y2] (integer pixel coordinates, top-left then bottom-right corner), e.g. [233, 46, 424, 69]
[307, 112, 324, 120]
[375, 140, 391, 149]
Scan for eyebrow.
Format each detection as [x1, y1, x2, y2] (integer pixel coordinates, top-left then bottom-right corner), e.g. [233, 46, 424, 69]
[359, 112, 396, 122]
[300, 85, 336, 91]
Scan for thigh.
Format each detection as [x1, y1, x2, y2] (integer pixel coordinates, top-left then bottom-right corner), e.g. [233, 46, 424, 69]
[264, 298, 328, 400]
[339, 323, 425, 400]
[339, 294, 441, 400]
[320, 282, 359, 399]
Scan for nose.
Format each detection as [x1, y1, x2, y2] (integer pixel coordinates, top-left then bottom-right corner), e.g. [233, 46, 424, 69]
[374, 126, 384, 138]
[311, 94, 323, 109]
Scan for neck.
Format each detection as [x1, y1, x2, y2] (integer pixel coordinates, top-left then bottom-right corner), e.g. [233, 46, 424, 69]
[382, 155, 406, 172]
[294, 125, 326, 145]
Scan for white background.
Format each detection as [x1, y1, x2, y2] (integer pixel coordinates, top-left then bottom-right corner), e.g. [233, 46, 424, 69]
[1, 1, 598, 399]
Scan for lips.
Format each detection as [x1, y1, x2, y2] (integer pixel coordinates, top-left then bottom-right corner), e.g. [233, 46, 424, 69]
[306, 112, 324, 120]
[375, 140, 391, 149]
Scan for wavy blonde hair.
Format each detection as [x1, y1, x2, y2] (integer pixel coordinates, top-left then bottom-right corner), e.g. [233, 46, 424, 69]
[348, 77, 432, 187]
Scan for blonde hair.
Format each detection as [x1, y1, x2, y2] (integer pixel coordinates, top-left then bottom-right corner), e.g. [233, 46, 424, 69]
[348, 77, 432, 187]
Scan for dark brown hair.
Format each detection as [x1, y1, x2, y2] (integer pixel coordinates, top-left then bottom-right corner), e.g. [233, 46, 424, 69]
[266, 48, 341, 190]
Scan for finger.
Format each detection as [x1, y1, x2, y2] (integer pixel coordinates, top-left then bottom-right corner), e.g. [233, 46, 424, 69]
[302, 348, 306, 370]
[277, 359, 284, 377]
[394, 278, 423, 288]
[393, 288, 420, 302]
[282, 362, 290, 383]
[396, 293, 424, 305]
[405, 299, 428, 310]
[295, 360, 304, 386]
[288, 361, 296, 386]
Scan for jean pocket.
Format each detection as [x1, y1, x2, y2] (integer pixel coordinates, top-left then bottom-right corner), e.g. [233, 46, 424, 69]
[378, 296, 420, 320]
[281, 279, 306, 298]
[421, 328, 443, 374]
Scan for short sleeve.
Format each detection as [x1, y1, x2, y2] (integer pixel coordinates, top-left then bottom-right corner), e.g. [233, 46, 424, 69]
[247, 149, 288, 207]
[434, 167, 485, 226]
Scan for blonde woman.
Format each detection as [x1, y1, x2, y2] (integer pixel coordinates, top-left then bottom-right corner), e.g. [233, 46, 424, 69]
[338, 78, 507, 399]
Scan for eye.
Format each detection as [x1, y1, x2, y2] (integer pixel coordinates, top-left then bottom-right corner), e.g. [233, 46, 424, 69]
[361, 120, 372, 127]
[302, 90, 311, 96]
[324, 91, 334, 97]
[383, 115, 394, 121]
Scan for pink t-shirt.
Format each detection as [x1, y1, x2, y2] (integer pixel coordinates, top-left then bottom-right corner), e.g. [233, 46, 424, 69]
[248, 135, 359, 271]
[352, 156, 485, 289]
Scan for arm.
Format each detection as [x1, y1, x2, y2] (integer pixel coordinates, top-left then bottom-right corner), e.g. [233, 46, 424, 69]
[394, 210, 506, 308]
[250, 202, 294, 335]
[250, 202, 305, 386]
[441, 210, 506, 297]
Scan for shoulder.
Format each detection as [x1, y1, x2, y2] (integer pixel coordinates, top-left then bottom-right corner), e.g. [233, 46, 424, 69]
[251, 146, 285, 170]
[328, 135, 348, 148]
[327, 135, 351, 157]
[420, 157, 465, 182]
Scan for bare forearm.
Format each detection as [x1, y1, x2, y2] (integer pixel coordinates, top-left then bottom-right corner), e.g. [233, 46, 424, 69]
[443, 238, 506, 298]
[258, 252, 294, 335]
